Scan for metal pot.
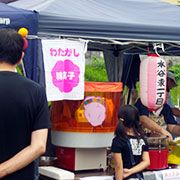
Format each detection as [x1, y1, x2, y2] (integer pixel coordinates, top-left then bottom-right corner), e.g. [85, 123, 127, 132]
[145, 136, 168, 151]
[39, 156, 58, 166]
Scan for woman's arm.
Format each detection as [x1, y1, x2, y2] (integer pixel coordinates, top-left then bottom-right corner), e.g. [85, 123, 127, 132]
[140, 115, 173, 141]
[123, 151, 150, 179]
[113, 153, 123, 180]
[168, 124, 180, 136]
[171, 107, 180, 118]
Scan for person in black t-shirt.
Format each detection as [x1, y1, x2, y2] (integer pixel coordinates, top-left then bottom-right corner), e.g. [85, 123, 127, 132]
[111, 105, 150, 180]
[0, 29, 51, 179]
[135, 98, 180, 142]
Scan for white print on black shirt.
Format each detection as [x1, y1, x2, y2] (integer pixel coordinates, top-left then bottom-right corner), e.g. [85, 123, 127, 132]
[130, 138, 145, 155]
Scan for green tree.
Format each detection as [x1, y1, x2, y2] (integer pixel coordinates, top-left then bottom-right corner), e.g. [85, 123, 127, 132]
[168, 65, 180, 106]
[85, 56, 108, 82]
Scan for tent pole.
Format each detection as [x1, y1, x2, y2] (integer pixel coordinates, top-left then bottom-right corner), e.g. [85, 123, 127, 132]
[118, 52, 124, 82]
[114, 56, 118, 82]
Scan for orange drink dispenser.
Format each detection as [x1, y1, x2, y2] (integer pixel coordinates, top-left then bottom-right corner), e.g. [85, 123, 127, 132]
[50, 82, 123, 171]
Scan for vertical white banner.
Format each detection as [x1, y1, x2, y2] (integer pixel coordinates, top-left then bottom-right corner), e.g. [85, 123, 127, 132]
[42, 39, 86, 101]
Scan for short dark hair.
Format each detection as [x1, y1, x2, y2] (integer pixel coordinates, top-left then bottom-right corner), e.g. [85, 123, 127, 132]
[0, 28, 24, 65]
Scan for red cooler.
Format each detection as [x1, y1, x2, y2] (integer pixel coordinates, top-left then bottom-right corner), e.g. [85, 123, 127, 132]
[148, 149, 168, 170]
[146, 136, 168, 170]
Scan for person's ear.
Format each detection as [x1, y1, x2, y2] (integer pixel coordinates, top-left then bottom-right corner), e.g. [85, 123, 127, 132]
[17, 52, 24, 64]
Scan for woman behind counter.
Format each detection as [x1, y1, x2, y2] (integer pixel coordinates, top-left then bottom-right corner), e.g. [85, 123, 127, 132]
[111, 105, 150, 180]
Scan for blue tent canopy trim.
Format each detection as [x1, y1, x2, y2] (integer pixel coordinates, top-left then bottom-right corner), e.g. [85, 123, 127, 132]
[0, 2, 39, 82]
[0, 2, 38, 34]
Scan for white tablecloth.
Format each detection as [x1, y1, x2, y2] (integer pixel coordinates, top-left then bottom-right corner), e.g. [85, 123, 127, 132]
[144, 169, 180, 180]
[80, 176, 113, 180]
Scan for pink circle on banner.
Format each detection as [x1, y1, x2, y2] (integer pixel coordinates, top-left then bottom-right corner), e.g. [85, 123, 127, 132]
[51, 59, 80, 93]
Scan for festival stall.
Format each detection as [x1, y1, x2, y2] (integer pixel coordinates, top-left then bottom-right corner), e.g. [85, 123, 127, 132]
[8, 0, 180, 175]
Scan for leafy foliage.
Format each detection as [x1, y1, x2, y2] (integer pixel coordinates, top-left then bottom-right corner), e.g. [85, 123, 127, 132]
[168, 64, 180, 82]
[16, 64, 23, 75]
[85, 56, 108, 82]
[168, 65, 180, 106]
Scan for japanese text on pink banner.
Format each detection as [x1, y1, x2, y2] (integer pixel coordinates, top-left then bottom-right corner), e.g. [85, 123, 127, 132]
[51, 59, 80, 93]
[50, 48, 79, 57]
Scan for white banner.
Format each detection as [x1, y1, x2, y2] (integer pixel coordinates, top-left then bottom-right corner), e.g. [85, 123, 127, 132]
[42, 39, 87, 101]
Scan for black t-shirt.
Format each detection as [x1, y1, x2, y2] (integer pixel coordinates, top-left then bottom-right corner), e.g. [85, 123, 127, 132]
[0, 71, 51, 180]
[111, 135, 149, 180]
[135, 98, 177, 125]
